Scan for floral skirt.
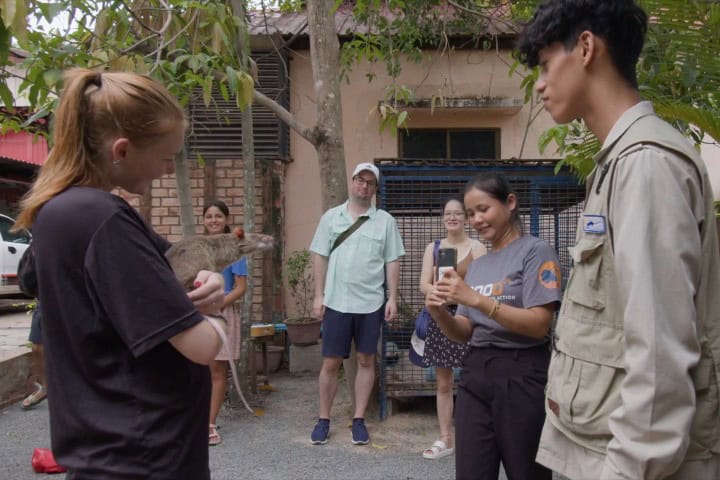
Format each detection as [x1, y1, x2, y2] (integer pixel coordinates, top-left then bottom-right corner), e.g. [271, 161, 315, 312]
[421, 312, 470, 368]
[215, 302, 241, 361]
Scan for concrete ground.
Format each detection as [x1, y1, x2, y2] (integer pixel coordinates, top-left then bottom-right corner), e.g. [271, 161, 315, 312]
[0, 309, 32, 361]
[2, 372, 468, 480]
[0, 302, 523, 480]
[0, 294, 34, 409]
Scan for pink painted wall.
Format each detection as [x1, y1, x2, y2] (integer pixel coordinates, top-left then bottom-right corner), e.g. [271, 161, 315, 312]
[284, 49, 557, 255]
[284, 48, 720, 260]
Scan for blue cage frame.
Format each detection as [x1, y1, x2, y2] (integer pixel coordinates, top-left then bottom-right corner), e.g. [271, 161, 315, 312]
[374, 159, 586, 419]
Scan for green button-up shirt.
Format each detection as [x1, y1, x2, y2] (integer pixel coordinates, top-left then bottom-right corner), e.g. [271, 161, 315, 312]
[309, 201, 405, 314]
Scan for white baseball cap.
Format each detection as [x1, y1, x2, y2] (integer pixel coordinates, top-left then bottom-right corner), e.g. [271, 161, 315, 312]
[351, 162, 380, 182]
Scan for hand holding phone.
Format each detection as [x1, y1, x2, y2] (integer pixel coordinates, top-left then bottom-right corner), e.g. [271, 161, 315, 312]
[436, 247, 457, 282]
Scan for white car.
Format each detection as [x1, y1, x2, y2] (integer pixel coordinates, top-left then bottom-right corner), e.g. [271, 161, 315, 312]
[0, 214, 31, 284]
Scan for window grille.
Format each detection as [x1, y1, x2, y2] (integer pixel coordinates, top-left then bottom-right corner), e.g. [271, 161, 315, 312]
[187, 54, 289, 161]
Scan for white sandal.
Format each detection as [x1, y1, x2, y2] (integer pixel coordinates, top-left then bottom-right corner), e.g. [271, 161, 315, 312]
[208, 424, 222, 446]
[422, 439, 454, 459]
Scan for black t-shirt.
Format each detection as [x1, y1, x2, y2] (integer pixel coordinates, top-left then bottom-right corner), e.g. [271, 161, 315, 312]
[33, 187, 210, 480]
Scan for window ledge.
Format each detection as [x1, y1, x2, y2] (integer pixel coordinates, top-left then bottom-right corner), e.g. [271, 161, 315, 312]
[394, 97, 524, 115]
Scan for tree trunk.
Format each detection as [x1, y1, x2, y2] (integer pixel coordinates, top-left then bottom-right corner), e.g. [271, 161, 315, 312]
[174, 147, 196, 238]
[238, 107, 255, 396]
[231, 0, 254, 397]
[306, 0, 348, 210]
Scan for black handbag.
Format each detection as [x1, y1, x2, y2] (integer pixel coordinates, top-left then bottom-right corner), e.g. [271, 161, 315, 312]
[17, 244, 38, 298]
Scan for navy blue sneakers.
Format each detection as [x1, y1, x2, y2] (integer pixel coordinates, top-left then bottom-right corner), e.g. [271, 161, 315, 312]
[351, 418, 369, 445]
[310, 419, 330, 445]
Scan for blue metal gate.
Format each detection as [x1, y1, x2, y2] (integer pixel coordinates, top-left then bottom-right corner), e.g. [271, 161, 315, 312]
[375, 159, 586, 419]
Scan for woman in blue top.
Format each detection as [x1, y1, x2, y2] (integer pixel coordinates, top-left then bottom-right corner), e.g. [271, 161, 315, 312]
[426, 173, 562, 480]
[203, 200, 248, 446]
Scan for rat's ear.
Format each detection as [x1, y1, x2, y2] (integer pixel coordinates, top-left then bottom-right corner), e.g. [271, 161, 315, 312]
[233, 227, 245, 239]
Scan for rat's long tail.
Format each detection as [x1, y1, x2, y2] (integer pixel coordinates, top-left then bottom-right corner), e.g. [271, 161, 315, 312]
[206, 317, 255, 415]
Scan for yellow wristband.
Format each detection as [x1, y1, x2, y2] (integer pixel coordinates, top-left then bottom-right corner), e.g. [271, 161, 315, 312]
[488, 300, 500, 320]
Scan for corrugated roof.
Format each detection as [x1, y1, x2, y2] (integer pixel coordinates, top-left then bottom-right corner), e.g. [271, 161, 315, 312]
[248, 4, 516, 38]
[0, 131, 48, 166]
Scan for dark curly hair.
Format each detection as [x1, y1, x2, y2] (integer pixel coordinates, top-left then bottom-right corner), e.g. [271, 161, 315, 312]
[516, 0, 648, 88]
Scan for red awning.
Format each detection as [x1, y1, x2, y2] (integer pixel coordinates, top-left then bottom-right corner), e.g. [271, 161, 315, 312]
[0, 131, 48, 166]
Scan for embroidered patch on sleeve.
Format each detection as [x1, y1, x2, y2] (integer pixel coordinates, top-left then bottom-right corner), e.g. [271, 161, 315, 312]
[539, 261, 561, 289]
[583, 214, 606, 234]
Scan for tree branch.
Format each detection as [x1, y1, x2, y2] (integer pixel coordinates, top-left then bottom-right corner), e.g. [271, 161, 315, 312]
[117, 0, 161, 34]
[148, 7, 198, 73]
[252, 89, 315, 145]
[446, 0, 520, 33]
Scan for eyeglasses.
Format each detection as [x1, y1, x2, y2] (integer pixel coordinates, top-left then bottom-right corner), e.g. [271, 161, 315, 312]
[353, 176, 377, 188]
[443, 211, 466, 218]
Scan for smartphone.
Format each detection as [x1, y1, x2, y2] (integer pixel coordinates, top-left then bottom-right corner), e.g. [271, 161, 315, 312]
[436, 247, 457, 281]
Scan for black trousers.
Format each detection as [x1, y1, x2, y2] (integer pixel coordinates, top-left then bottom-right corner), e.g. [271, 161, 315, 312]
[455, 345, 552, 480]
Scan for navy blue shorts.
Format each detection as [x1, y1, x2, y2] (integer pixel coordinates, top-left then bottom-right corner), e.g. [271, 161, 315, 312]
[28, 307, 42, 345]
[321, 306, 383, 358]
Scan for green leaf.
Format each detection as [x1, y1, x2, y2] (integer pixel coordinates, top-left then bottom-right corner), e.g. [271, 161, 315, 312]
[202, 76, 212, 107]
[0, 81, 13, 108]
[9, 0, 26, 43]
[218, 81, 229, 102]
[396, 110, 407, 128]
[188, 56, 199, 72]
[21, 104, 51, 128]
[1, 0, 17, 28]
[538, 129, 554, 155]
[226, 66, 238, 92]
[237, 71, 254, 111]
[174, 54, 191, 67]
[42, 69, 63, 89]
[37, 1, 65, 23]
[0, 19, 9, 64]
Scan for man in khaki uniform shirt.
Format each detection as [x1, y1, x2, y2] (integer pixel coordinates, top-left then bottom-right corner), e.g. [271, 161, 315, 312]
[517, 1, 720, 479]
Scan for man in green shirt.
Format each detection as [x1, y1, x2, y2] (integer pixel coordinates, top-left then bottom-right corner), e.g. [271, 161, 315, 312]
[309, 162, 405, 446]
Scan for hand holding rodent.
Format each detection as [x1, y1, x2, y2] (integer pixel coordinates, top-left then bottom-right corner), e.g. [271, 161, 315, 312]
[187, 270, 225, 315]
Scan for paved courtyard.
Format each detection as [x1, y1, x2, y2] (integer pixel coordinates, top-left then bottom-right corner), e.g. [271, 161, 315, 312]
[0, 303, 521, 480]
[1, 369, 468, 480]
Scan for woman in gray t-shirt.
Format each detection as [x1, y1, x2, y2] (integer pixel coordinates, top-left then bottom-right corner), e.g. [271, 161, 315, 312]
[426, 172, 561, 480]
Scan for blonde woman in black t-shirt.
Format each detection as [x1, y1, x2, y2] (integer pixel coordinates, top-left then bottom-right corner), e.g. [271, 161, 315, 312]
[13, 69, 226, 480]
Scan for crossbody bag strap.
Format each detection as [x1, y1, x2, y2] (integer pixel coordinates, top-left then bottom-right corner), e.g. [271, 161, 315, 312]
[329, 215, 370, 255]
[432, 239, 441, 265]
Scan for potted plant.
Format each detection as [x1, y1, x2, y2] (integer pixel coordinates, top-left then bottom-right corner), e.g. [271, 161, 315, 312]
[284, 250, 322, 345]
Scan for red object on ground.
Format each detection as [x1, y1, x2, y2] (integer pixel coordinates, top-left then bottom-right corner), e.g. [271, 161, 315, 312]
[31, 448, 67, 474]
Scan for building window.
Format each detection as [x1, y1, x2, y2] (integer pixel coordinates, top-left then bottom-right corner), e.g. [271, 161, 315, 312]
[399, 129, 499, 160]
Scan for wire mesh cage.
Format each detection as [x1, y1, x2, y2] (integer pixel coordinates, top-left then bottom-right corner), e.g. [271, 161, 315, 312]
[375, 159, 586, 419]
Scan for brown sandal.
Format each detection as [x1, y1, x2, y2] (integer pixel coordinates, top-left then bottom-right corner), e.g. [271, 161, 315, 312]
[208, 424, 221, 446]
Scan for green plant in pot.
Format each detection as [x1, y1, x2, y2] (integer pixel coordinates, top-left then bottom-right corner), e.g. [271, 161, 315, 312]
[285, 250, 322, 345]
